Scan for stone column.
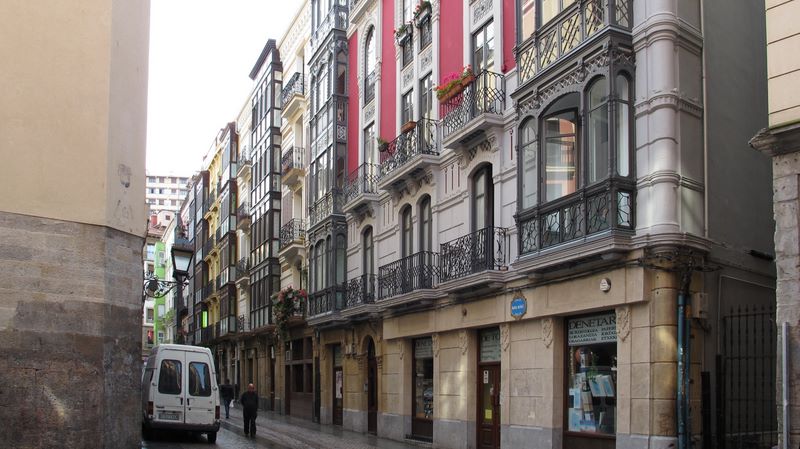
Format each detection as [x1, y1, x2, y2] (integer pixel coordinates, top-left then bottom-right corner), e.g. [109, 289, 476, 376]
[0, 1, 150, 447]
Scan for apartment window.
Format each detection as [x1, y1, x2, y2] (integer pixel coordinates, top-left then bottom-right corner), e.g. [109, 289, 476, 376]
[587, 78, 609, 184]
[363, 227, 374, 276]
[402, 0, 412, 23]
[146, 308, 154, 323]
[542, 0, 575, 26]
[401, 206, 413, 258]
[419, 75, 433, 121]
[364, 27, 376, 104]
[473, 20, 495, 73]
[148, 176, 156, 183]
[159, 177, 165, 183]
[146, 244, 155, 261]
[419, 197, 432, 252]
[401, 91, 414, 127]
[518, 0, 576, 42]
[520, 120, 537, 209]
[402, 41, 413, 68]
[473, 166, 493, 231]
[419, 15, 432, 49]
[541, 93, 578, 202]
[364, 123, 375, 165]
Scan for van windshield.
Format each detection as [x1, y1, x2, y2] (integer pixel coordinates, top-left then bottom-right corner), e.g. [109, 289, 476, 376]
[188, 362, 212, 397]
[158, 359, 182, 394]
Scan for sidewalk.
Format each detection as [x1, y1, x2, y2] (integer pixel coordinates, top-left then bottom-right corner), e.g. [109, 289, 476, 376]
[220, 404, 428, 449]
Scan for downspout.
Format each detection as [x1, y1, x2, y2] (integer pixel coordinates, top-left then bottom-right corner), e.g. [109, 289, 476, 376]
[677, 269, 692, 449]
[782, 322, 789, 449]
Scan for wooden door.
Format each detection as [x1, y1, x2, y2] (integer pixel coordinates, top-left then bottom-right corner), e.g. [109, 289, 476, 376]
[477, 363, 500, 449]
[367, 353, 377, 434]
[333, 366, 343, 425]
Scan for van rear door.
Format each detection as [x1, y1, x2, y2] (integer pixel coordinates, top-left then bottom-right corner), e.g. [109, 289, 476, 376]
[153, 356, 185, 423]
[184, 350, 216, 426]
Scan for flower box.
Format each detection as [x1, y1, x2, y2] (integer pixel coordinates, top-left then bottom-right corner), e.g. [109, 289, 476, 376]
[401, 120, 417, 134]
[461, 73, 476, 87]
[438, 85, 465, 103]
[395, 24, 412, 45]
[414, 1, 432, 27]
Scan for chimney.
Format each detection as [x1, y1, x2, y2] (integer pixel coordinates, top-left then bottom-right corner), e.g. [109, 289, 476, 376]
[150, 214, 158, 226]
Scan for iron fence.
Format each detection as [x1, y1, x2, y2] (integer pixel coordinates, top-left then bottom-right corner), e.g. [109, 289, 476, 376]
[379, 118, 439, 178]
[441, 70, 506, 140]
[345, 274, 376, 307]
[281, 146, 305, 175]
[308, 189, 344, 227]
[378, 251, 439, 300]
[440, 227, 508, 282]
[307, 285, 346, 317]
[281, 72, 304, 107]
[344, 163, 379, 204]
[280, 219, 306, 249]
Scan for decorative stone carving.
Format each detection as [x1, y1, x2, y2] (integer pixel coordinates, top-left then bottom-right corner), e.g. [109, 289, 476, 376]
[402, 66, 414, 89]
[616, 306, 631, 342]
[458, 330, 468, 356]
[472, 0, 493, 25]
[420, 47, 433, 73]
[364, 102, 375, 121]
[500, 323, 510, 351]
[542, 317, 554, 348]
[432, 333, 440, 358]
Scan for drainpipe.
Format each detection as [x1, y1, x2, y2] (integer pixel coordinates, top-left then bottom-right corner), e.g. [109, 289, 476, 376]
[677, 270, 692, 449]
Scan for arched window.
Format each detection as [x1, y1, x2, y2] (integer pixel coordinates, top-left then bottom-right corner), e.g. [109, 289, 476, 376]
[542, 92, 579, 202]
[520, 119, 537, 209]
[586, 77, 609, 184]
[419, 197, 432, 253]
[364, 27, 376, 103]
[363, 227, 374, 276]
[473, 166, 493, 231]
[401, 206, 413, 257]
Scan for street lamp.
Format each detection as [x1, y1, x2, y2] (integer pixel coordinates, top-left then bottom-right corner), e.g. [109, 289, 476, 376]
[143, 242, 194, 344]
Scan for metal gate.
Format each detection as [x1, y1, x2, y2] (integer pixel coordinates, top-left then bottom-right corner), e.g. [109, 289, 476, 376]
[717, 304, 777, 449]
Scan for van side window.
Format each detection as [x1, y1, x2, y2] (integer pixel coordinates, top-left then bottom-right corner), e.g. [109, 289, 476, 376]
[158, 359, 182, 394]
[188, 362, 212, 397]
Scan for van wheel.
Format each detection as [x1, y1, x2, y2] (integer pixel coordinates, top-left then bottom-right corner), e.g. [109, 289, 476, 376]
[207, 431, 217, 444]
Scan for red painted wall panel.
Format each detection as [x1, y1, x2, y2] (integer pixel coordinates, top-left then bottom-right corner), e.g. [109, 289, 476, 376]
[503, 0, 516, 72]
[380, 0, 396, 141]
[438, 0, 464, 86]
[348, 31, 359, 174]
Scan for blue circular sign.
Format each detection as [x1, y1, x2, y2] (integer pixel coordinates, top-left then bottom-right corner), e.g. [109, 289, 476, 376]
[510, 297, 527, 318]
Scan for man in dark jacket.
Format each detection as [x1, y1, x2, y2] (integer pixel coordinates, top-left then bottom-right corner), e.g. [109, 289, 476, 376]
[239, 383, 259, 437]
[219, 379, 234, 419]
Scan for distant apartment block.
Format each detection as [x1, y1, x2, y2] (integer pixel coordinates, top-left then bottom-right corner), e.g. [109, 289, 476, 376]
[146, 173, 191, 213]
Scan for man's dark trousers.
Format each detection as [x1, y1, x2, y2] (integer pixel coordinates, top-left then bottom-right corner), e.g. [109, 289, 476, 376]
[243, 410, 257, 436]
[223, 399, 230, 419]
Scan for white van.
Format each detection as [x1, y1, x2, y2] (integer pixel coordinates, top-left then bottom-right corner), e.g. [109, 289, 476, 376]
[142, 344, 220, 443]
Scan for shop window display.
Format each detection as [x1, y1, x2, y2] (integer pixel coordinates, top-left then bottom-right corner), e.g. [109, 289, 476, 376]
[566, 312, 617, 435]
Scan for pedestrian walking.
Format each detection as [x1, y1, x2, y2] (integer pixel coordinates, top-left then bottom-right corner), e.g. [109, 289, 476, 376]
[219, 378, 234, 419]
[240, 383, 259, 437]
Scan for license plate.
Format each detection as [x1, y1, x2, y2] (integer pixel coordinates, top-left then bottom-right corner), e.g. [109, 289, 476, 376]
[159, 412, 180, 421]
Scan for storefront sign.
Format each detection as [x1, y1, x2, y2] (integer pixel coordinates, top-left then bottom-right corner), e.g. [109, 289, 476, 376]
[415, 338, 433, 359]
[567, 313, 617, 346]
[510, 297, 527, 318]
[480, 328, 501, 362]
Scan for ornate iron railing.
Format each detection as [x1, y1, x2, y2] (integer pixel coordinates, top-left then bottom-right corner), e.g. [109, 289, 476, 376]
[311, 4, 349, 51]
[281, 72, 305, 107]
[441, 70, 506, 140]
[518, 181, 634, 255]
[236, 201, 250, 220]
[237, 151, 251, 168]
[344, 163, 379, 204]
[516, 0, 632, 86]
[345, 274, 377, 307]
[308, 189, 344, 228]
[236, 257, 250, 278]
[379, 118, 439, 178]
[364, 70, 376, 104]
[440, 227, 508, 282]
[280, 219, 306, 249]
[281, 146, 305, 175]
[307, 285, 346, 317]
[378, 251, 439, 300]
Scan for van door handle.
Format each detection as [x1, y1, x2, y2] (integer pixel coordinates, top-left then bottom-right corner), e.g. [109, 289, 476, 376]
[186, 398, 191, 406]
[178, 397, 183, 405]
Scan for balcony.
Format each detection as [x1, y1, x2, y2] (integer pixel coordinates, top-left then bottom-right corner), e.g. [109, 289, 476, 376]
[349, 0, 369, 23]
[308, 189, 344, 229]
[311, 4, 348, 53]
[279, 219, 306, 259]
[281, 72, 306, 118]
[237, 202, 250, 229]
[235, 257, 250, 286]
[345, 274, 377, 308]
[217, 315, 238, 338]
[281, 146, 306, 187]
[516, 181, 635, 270]
[516, 0, 632, 87]
[237, 314, 249, 333]
[343, 163, 380, 217]
[307, 285, 347, 319]
[236, 152, 251, 180]
[378, 119, 440, 195]
[202, 236, 216, 260]
[441, 70, 506, 151]
[439, 227, 509, 294]
[378, 251, 444, 306]
[201, 282, 216, 301]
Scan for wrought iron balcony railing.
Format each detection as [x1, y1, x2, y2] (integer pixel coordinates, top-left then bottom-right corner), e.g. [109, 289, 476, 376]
[280, 219, 306, 249]
[236, 202, 250, 220]
[441, 70, 506, 140]
[311, 4, 349, 51]
[281, 72, 305, 107]
[344, 163, 379, 204]
[202, 282, 215, 300]
[307, 285, 346, 317]
[237, 152, 251, 168]
[379, 118, 440, 178]
[236, 257, 250, 278]
[308, 189, 344, 228]
[518, 181, 634, 255]
[516, 0, 632, 86]
[281, 146, 305, 175]
[440, 227, 508, 283]
[345, 274, 377, 308]
[378, 251, 440, 300]
[237, 314, 248, 333]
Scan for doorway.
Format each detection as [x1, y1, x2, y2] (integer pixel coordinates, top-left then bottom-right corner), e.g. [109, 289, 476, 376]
[477, 364, 500, 449]
[332, 344, 343, 425]
[367, 338, 377, 434]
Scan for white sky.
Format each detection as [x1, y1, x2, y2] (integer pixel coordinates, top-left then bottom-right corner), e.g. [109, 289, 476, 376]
[146, 0, 303, 175]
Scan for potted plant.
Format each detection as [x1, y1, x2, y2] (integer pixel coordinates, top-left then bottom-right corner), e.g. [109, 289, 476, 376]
[394, 21, 413, 45]
[413, 1, 432, 27]
[435, 65, 475, 103]
[272, 286, 307, 341]
[377, 137, 390, 152]
[401, 120, 417, 134]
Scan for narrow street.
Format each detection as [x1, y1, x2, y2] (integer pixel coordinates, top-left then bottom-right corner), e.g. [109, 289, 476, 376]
[142, 406, 425, 449]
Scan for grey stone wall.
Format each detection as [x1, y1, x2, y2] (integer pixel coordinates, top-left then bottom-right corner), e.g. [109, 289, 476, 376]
[0, 212, 144, 448]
